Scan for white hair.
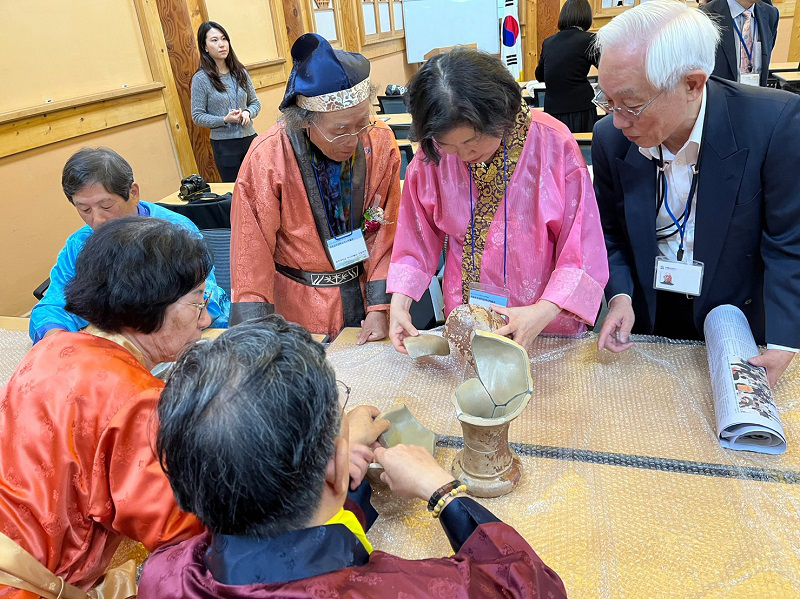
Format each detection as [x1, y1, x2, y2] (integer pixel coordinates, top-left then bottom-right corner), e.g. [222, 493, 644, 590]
[595, 0, 721, 90]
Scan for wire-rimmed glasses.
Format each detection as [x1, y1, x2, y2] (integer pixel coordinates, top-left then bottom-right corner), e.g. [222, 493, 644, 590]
[592, 89, 663, 121]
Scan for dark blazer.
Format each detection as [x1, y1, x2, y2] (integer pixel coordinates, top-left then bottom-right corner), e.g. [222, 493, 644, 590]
[535, 29, 597, 114]
[592, 77, 800, 346]
[701, 0, 779, 87]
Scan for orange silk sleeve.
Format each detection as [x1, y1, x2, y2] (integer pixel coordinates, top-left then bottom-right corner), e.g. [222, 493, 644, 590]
[364, 128, 401, 312]
[230, 140, 282, 306]
[88, 388, 202, 552]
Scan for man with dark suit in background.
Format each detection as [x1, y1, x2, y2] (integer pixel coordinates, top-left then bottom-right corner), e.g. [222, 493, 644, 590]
[701, 0, 779, 87]
[591, 0, 800, 387]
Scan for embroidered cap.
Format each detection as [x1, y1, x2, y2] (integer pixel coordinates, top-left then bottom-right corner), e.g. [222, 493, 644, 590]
[280, 33, 371, 113]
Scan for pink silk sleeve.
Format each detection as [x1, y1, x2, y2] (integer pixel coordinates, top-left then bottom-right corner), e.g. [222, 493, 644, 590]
[539, 149, 609, 325]
[230, 153, 281, 305]
[89, 389, 202, 552]
[387, 156, 447, 302]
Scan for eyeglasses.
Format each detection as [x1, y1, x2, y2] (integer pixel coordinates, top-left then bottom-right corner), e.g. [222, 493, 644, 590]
[184, 292, 211, 322]
[336, 380, 351, 414]
[592, 89, 663, 121]
[313, 121, 376, 146]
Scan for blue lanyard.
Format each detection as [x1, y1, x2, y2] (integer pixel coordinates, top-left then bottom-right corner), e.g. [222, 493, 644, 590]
[657, 147, 698, 262]
[311, 153, 354, 238]
[731, 15, 755, 71]
[226, 73, 239, 112]
[468, 138, 509, 288]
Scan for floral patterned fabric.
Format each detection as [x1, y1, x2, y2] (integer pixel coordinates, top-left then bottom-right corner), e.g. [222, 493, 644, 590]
[230, 121, 401, 338]
[0, 331, 202, 597]
[138, 519, 567, 599]
[388, 108, 609, 334]
[462, 103, 531, 304]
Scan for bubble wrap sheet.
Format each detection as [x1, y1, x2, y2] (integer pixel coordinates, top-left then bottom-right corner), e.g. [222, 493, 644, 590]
[328, 328, 800, 598]
[2, 324, 798, 596]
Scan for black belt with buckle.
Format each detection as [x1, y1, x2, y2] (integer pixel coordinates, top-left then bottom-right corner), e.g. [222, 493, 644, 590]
[275, 262, 363, 288]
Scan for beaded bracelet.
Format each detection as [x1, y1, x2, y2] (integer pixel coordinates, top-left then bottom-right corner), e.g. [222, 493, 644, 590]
[432, 484, 467, 518]
[427, 480, 461, 512]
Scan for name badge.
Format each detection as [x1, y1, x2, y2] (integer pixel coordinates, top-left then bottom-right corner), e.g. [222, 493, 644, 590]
[468, 282, 510, 310]
[653, 256, 704, 296]
[326, 229, 369, 270]
[740, 73, 760, 87]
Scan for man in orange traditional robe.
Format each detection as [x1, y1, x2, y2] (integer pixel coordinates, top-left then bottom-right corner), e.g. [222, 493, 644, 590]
[230, 34, 400, 341]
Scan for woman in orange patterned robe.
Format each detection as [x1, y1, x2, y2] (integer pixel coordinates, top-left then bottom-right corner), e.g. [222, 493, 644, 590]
[0, 218, 208, 597]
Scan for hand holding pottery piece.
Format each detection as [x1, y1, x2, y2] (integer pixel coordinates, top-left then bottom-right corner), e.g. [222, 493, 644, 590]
[443, 304, 506, 367]
[404, 334, 450, 359]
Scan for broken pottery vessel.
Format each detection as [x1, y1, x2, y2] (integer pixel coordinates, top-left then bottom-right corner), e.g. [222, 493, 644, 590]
[443, 304, 506, 369]
[450, 330, 533, 498]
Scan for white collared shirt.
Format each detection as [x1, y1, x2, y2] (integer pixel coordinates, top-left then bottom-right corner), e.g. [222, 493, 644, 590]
[726, 0, 762, 78]
[639, 87, 706, 264]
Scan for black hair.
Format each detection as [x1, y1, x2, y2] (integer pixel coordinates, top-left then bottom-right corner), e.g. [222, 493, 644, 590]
[405, 49, 522, 165]
[196, 21, 248, 93]
[64, 217, 212, 334]
[157, 316, 340, 537]
[558, 0, 593, 31]
[62, 148, 134, 204]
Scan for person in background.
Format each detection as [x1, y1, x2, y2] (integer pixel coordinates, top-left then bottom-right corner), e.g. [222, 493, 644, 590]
[0, 219, 210, 597]
[138, 316, 567, 599]
[29, 147, 229, 344]
[701, 0, 778, 87]
[592, 0, 800, 387]
[191, 21, 261, 182]
[388, 49, 608, 353]
[230, 34, 400, 342]
[535, 0, 599, 133]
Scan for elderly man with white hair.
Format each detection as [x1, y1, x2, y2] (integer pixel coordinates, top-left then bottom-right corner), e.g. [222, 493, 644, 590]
[592, 0, 800, 387]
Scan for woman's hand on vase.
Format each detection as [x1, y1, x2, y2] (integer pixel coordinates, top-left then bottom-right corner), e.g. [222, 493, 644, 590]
[357, 310, 388, 345]
[492, 300, 561, 350]
[388, 293, 418, 354]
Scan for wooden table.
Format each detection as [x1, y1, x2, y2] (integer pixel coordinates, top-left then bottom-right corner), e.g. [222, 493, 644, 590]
[378, 113, 413, 128]
[769, 62, 799, 72]
[158, 182, 235, 206]
[775, 71, 800, 87]
[325, 328, 800, 598]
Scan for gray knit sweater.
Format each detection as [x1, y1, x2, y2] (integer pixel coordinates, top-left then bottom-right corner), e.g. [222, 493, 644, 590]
[191, 69, 261, 140]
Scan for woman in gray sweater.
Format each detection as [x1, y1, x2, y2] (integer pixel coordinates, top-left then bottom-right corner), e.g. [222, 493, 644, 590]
[192, 21, 261, 182]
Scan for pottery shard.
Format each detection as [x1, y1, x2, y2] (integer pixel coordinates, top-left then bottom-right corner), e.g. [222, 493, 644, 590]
[443, 305, 506, 365]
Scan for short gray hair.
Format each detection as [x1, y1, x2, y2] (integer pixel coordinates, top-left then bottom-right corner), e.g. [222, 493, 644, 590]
[157, 316, 341, 537]
[62, 147, 135, 203]
[595, 0, 720, 90]
[279, 104, 320, 132]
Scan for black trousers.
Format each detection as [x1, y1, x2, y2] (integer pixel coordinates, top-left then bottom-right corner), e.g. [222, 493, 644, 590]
[211, 134, 257, 182]
[652, 290, 703, 341]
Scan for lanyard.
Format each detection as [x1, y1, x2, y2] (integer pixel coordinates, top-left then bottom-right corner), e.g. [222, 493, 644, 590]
[311, 151, 354, 238]
[226, 72, 239, 112]
[656, 146, 699, 262]
[731, 16, 755, 71]
[468, 138, 509, 288]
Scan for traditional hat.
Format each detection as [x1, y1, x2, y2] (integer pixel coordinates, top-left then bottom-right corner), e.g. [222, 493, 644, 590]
[280, 33, 371, 112]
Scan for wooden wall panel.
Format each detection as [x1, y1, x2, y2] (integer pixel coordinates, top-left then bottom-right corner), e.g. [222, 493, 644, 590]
[156, 0, 220, 181]
[283, 0, 309, 46]
[537, 0, 560, 55]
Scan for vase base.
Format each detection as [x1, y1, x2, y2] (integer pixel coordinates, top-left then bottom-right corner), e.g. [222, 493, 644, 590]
[451, 451, 522, 498]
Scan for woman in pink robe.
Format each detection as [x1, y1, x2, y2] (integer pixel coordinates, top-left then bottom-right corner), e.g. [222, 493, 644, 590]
[387, 49, 608, 351]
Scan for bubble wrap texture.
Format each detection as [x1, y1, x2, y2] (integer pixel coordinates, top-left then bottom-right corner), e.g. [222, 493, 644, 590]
[327, 328, 800, 598]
